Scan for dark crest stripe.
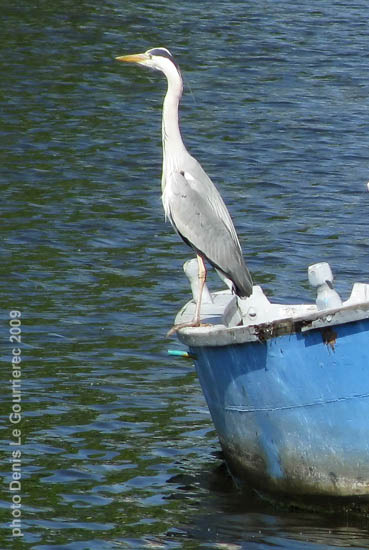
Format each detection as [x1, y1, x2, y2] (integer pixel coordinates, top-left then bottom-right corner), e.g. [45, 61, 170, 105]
[147, 48, 180, 71]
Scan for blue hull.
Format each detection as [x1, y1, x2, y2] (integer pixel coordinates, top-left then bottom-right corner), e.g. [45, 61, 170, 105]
[191, 318, 369, 496]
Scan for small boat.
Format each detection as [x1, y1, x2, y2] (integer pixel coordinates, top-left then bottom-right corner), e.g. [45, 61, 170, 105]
[173, 260, 369, 498]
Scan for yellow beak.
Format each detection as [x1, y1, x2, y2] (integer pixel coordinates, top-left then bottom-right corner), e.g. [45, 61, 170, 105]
[115, 53, 148, 63]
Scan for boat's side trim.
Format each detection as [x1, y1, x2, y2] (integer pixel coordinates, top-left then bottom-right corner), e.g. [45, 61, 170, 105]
[225, 391, 369, 413]
[177, 300, 369, 347]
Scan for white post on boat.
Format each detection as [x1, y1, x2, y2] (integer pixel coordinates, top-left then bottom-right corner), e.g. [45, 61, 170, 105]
[183, 259, 213, 304]
[308, 262, 343, 310]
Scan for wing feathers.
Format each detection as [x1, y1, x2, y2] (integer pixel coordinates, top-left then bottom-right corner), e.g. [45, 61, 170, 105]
[162, 166, 252, 296]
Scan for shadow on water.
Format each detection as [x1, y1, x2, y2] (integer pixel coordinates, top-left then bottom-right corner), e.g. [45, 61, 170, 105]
[165, 460, 369, 549]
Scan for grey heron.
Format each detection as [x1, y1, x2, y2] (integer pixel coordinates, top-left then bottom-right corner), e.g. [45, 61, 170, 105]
[116, 47, 253, 332]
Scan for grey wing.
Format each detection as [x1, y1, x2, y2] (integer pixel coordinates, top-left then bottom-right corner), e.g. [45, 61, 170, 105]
[182, 157, 241, 247]
[163, 169, 253, 296]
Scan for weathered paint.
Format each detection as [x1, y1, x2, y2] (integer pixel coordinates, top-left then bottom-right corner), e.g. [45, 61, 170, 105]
[190, 318, 369, 496]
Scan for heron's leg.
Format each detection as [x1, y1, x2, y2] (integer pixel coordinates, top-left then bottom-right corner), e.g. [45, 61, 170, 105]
[193, 254, 206, 324]
[167, 255, 210, 337]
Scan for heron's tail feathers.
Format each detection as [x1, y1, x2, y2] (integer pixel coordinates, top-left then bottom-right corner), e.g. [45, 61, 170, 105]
[216, 264, 253, 299]
[233, 267, 253, 298]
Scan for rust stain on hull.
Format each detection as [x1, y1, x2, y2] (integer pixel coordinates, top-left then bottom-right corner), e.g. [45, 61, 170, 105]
[321, 327, 337, 350]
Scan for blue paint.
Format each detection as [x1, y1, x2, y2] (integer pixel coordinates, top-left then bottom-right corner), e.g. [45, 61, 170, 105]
[191, 318, 369, 496]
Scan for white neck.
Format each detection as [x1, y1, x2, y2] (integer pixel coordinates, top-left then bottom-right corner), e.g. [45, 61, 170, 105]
[160, 62, 186, 189]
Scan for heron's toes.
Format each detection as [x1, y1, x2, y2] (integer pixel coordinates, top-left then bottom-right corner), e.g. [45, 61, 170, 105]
[166, 321, 211, 337]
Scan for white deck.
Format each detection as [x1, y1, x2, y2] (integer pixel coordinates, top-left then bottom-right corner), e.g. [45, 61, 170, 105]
[174, 282, 369, 348]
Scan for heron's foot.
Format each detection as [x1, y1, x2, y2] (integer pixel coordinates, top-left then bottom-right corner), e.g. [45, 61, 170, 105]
[167, 320, 211, 337]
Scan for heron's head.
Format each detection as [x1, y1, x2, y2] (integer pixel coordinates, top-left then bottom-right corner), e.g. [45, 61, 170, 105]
[116, 47, 180, 78]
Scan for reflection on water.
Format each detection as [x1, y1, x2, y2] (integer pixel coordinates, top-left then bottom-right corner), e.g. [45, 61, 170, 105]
[1, 1, 369, 548]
